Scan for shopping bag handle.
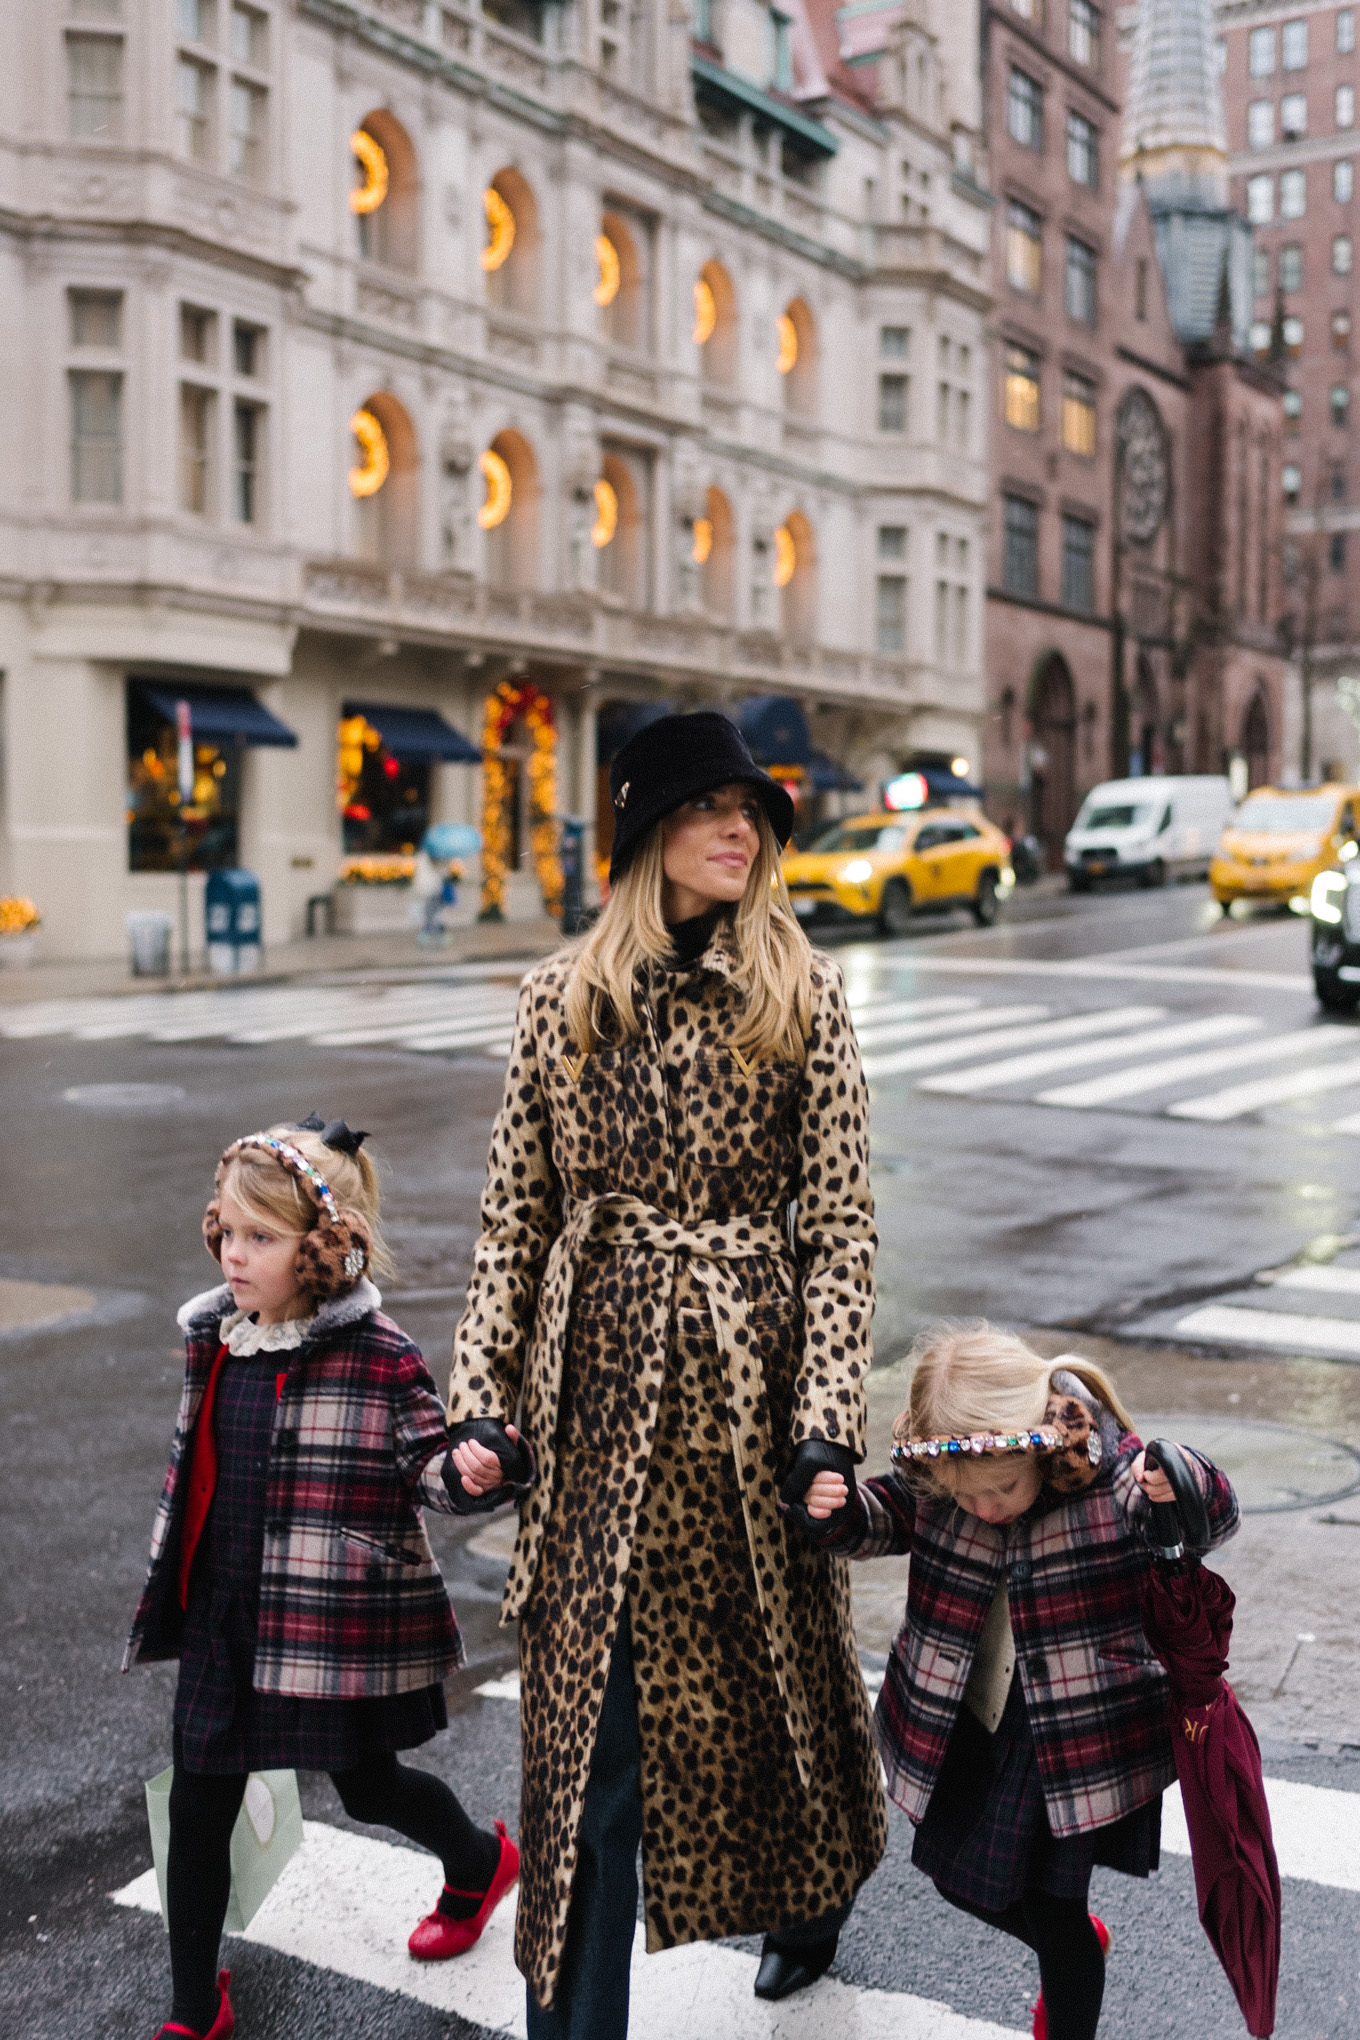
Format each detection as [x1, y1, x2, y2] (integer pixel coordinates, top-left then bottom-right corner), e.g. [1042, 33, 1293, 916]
[1144, 1439, 1211, 1564]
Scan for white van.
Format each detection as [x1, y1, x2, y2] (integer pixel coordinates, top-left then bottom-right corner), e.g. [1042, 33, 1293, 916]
[1064, 776, 1235, 890]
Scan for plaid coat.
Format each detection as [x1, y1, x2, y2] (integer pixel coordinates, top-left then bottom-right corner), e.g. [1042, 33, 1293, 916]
[826, 1431, 1238, 1837]
[124, 1278, 463, 1699]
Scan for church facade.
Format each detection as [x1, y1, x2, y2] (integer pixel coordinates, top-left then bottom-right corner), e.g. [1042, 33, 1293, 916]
[982, 0, 1287, 865]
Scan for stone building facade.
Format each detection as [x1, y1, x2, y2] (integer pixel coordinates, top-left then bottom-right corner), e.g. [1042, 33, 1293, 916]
[1216, 0, 1360, 781]
[984, 0, 1286, 864]
[1, 0, 990, 960]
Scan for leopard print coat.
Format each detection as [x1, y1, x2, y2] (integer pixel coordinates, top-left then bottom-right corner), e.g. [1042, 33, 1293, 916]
[449, 920, 888, 2008]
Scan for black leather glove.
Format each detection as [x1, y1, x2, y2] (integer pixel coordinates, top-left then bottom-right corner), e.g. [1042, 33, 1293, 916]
[442, 1419, 534, 1516]
[779, 1438, 858, 1542]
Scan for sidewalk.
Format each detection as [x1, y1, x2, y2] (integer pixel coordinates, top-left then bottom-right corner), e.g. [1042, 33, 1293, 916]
[0, 916, 564, 1005]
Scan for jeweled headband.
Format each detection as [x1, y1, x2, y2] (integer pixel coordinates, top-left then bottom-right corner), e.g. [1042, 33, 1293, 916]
[221, 1134, 342, 1224]
[892, 1426, 1065, 1466]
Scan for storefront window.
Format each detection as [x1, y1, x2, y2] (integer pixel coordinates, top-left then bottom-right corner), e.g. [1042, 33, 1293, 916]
[338, 713, 431, 853]
[127, 689, 241, 871]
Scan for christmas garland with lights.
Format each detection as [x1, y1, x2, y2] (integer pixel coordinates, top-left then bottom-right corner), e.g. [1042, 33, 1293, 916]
[480, 679, 564, 920]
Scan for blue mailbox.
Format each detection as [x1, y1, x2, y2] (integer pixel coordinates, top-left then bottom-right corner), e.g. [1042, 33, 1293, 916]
[205, 869, 262, 975]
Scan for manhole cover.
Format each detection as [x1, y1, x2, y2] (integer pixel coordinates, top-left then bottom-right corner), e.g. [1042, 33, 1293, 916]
[63, 1083, 187, 1111]
[1136, 1413, 1360, 1513]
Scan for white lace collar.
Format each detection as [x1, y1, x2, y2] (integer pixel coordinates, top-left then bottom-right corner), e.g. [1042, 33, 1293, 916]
[220, 1307, 318, 1357]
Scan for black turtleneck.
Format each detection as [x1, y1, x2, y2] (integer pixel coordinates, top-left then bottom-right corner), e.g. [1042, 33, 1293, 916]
[666, 906, 722, 965]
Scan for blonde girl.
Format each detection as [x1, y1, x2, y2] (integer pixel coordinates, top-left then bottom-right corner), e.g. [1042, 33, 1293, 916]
[125, 1118, 518, 2040]
[796, 1321, 1240, 2040]
[446, 711, 887, 2039]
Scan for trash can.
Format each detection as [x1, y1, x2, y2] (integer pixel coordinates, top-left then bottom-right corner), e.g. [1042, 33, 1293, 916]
[126, 910, 173, 978]
[205, 870, 262, 975]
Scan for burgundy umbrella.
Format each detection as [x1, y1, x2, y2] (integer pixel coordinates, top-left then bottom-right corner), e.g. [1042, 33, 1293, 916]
[1139, 1442, 1282, 2040]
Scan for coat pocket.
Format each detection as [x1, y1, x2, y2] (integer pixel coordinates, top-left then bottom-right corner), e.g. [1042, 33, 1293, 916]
[545, 1048, 637, 1187]
[683, 1053, 799, 1179]
[673, 1299, 798, 1454]
[558, 1301, 645, 1446]
[339, 1527, 431, 1571]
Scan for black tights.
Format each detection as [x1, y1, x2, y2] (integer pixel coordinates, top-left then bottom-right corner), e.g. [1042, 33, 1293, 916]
[166, 1737, 498, 2034]
[940, 1888, 1105, 2040]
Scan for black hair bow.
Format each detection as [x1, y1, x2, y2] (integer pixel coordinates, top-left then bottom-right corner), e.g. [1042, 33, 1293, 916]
[295, 1111, 369, 1156]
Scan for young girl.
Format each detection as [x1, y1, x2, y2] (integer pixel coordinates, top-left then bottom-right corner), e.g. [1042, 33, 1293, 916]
[124, 1118, 519, 2040]
[793, 1321, 1240, 2040]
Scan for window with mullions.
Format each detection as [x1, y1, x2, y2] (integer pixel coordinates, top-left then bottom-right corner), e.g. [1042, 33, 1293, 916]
[233, 401, 262, 523]
[67, 30, 123, 139]
[1247, 100, 1273, 149]
[1003, 495, 1039, 597]
[1065, 236, 1097, 324]
[878, 373, 909, 432]
[1339, 161, 1356, 203]
[1061, 371, 1097, 455]
[1247, 173, 1274, 223]
[1007, 68, 1044, 151]
[1067, 110, 1098, 189]
[1280, 243, 1303, 290]
[1062, 514, 1095, 612]
[1004, 345, 1041, 431]
[1006, 201, 1043, 294]
[126, 690, 241, 873]
[1249, 26, 1275, 76]
[876, 573, 907, 654]
[1282, 17, 1307, 69]
[70, 370, 122, 503]
[1068, 0, 1099, 69]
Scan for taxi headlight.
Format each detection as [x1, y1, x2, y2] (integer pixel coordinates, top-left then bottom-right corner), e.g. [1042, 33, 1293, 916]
[1311, 870, 1347, 924]
[840, 859, 873, 883]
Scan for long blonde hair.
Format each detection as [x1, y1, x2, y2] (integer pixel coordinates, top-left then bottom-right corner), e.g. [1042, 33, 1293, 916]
[563, 808, 813, 1063]
[893, 1320, 1133, 1496]
[219, 1123, 394, 1279]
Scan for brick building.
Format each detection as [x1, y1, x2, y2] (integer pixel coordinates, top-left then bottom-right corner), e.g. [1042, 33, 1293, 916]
[984, 0, 1287, 865]
[1217, 0, 1360, 779]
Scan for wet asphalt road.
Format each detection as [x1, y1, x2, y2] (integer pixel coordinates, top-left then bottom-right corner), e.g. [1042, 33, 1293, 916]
[3, 881, 1359, 2039]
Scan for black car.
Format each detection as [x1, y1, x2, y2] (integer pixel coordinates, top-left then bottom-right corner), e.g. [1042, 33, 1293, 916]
[1310, 856, 1360, 1011]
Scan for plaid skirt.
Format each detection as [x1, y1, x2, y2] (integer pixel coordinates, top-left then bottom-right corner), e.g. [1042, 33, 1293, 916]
[911, 1674, 1160, 1912]
[173, 1344, 446, 1777]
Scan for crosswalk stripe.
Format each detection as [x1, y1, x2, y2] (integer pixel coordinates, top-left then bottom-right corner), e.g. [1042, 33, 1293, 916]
[1168, 1052, 1360, 1122]
[1037, 1024, 1357, 1111]
[1334, 1109, 1360, 1134]
[919, 1014, 1261, 1098]
[1267, 1264, 1360, 1296]
[1162, 1775, 1360, 1890]
[310, 1007, 519, 1049]
[1174, 1303, 1360, 1357]
[863, 1005, 1162, 1081]
[113, 1823, 1028, 2040]
[847, 995, 979, 1026]
[855, 1006, 1023, 1053]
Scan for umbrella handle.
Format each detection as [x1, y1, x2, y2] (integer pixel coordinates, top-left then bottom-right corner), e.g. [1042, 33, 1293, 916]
[1145, 1439, 1212, 1562]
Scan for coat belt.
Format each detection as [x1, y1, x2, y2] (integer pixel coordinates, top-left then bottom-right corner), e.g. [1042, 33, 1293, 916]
[518, 1193, 817, 1791]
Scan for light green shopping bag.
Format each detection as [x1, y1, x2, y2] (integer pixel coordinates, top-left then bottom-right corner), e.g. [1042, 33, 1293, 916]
[145, 1766, 304, 1932]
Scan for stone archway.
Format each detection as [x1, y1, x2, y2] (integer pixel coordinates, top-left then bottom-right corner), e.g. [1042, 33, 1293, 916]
[1028, 652, 1078, 869]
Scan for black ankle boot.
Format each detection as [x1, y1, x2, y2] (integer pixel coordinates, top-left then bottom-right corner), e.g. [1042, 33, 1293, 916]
[753, 1932, 838, 2001]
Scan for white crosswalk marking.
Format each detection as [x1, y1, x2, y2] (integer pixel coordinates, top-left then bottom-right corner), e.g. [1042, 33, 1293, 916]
[862, 1005, 1162, 1081]
[1168, 1052, 1360, 1122]
[846, 995, 981, 1028]
[1037, 1023, 1357, 1111]
[113, 1823, 1028, 2039]
[919, 1014, 1261, 1098]
[1266, 1264, 1360, 1296]
[1173, 1304, 1360, 1358]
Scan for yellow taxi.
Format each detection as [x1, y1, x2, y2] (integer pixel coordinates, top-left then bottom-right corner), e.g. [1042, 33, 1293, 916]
[782, 808, 1014, 934]
[1209, 785, 1360, 908]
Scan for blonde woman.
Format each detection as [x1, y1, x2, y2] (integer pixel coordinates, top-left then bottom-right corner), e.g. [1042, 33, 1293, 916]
[447, 712, 886, 2039]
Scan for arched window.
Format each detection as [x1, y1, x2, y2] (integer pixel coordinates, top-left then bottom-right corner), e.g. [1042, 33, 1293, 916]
[597, 208, 647, 353]
[595, 449, 644, 606]
[350, 390, 418, 565]
[776, 508, 816, 641]
[695, 259, 738, 386]
[695, 484, 735, 617]
[778, 297, 817, 418]
[479, 427, 539, 592]
[482, 166, 540, 318]
[352, 110, 419, 273]
[1027, 651, 1078, 865]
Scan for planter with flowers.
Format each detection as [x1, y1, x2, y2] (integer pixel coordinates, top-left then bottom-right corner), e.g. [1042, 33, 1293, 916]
[332, 854, 419, 936]
[0, 897, 39, 968]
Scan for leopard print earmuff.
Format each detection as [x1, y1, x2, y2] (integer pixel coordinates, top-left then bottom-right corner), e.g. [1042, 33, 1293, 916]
[202, 1133, 371, 1300]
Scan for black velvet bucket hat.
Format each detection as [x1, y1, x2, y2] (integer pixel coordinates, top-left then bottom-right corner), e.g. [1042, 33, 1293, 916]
[607, 711, 795, 882]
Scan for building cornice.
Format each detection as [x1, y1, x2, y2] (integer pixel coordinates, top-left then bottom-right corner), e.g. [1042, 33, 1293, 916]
[0, 206, 309, 291]
[1116, 342, 1192, 391]
[987, 584, 1116, 630]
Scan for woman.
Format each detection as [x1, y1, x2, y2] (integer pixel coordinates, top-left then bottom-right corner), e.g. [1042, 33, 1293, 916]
[446, 711, 887, 2037]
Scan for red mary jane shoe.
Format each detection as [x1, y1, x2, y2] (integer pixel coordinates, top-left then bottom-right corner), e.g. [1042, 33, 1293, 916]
[153, 1969, 234, 2040]
[408, 1821, 520, 1962]
[1031, 1917, 1110, 2040]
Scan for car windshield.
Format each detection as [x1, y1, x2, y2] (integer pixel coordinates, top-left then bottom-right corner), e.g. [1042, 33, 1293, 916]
[1076, 803, 1154, 831]
[1231, 794, 1337, 834]
[804, 822, 905, 854]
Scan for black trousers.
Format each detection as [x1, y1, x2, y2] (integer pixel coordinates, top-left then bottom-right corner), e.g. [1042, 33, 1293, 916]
[525, 1612, 849, 2040]
[165, 1731, 495, 2033]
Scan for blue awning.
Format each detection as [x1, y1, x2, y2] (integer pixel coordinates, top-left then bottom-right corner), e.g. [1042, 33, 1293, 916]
[597, 700, 675, 765]
[737, 696, 815, 768]
[344, 702, 480, 763]
[808, 750, 863, 793]
[132, 680, 298, 749]
[919, 764, 984, 800]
